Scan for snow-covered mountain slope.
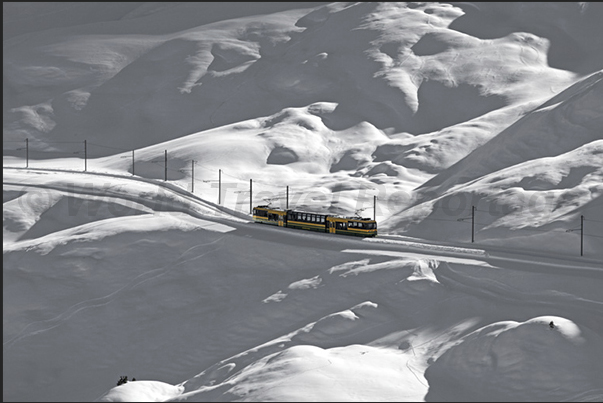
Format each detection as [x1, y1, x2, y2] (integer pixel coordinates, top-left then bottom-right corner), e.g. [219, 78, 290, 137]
[381, 71, 603, 253]
[4, 2, 603, 402]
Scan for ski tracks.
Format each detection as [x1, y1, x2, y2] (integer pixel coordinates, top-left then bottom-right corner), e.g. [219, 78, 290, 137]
[3, 235, 229, 351]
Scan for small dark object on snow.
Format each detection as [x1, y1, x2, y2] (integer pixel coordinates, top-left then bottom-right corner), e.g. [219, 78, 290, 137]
[117, 375, 128, 386]
[549, 321, 555, 329]
[132, 378, 136, 381]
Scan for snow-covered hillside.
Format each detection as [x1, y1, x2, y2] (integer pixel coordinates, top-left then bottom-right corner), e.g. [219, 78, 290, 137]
[3, 2, 603, 402]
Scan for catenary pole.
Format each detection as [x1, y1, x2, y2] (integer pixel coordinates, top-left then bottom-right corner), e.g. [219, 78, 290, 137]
[581, 215, 584, 256]
[374, 195, 376, 221]
[471, 205, 475, 243]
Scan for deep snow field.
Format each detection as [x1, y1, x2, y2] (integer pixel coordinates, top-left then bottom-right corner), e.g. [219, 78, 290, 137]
[3, 2, 603, 402]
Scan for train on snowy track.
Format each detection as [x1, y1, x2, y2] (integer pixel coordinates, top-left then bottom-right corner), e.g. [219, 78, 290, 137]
[252, 205, 377, 237]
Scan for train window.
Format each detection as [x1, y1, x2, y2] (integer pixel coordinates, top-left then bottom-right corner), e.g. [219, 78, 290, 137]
[320, 216, 325, 223]
[311, 215, 316, 222]
[302, 214, 307, 221]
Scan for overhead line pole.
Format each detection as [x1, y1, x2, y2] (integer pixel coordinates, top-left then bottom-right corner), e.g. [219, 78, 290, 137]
[566, 216, 584, 256]
[581, 215, 584, 256]
[472, 205, 475, 243]
[374, 195, 376, 221]
[190, 160, 195, 193]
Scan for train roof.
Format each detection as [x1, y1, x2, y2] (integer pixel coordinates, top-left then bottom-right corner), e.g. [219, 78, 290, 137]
[339, 216, 374, 221]
[254, 206, 374, 221]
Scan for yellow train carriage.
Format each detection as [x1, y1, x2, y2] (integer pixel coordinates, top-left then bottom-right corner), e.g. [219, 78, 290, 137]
[326, 216, 377, 237]
[253, 205, 378, 237]
[285, 210, 328, 233]
[252, 206, 287, 227]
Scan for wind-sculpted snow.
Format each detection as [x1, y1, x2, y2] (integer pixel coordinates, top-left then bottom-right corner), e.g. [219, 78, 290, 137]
[425, 317, 603, 402]
[4, 2, 603, 402]
[3, 2, 588, 151]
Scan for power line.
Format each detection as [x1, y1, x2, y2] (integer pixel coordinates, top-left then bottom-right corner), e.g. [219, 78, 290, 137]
[87, 142, 130, 152]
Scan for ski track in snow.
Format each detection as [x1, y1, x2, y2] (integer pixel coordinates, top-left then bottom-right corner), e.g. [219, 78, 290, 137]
[3, 234, 230, 351]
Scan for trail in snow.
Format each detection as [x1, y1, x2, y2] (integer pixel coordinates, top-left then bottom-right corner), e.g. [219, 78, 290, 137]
[3, 235, 230, 351]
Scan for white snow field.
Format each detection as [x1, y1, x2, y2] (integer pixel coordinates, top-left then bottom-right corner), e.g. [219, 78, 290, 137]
[3, 2, 603, 402]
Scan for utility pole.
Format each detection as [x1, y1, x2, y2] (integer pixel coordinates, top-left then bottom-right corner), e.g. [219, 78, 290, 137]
[471, 205, 475, 243]
[191, 160, 195, 193]
[566, 216, 585, 256]
[286, 186, 289, 209]
[250, 179, 253, 214]
[164, 150, 167, 181]
[581, 215, 584, 256]
[374, 195, 376, 221]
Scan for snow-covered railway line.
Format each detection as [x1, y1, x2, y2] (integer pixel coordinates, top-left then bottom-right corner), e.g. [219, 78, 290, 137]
[3, 166, 248, 223]
[4, 166, 602, 276]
